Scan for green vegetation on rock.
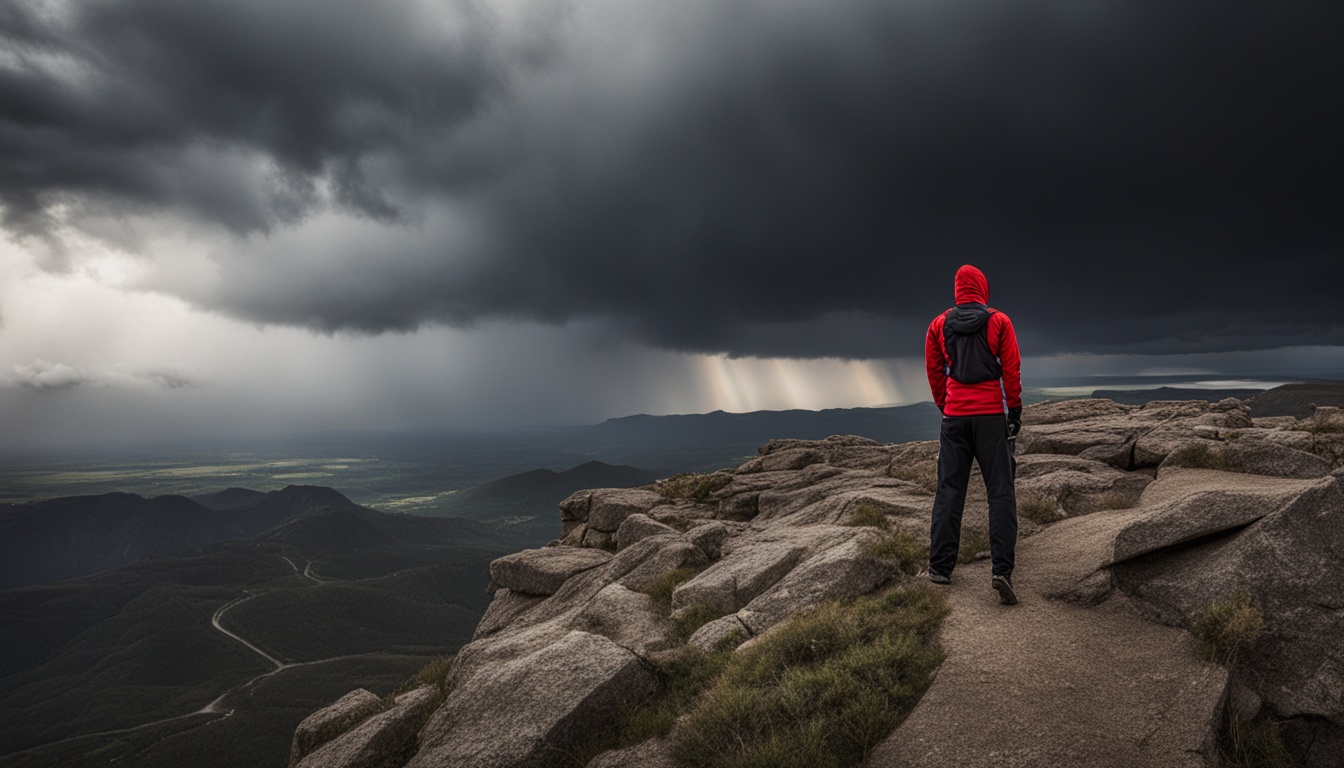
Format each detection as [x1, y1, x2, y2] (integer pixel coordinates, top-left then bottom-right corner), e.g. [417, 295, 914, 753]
[674, 585, 949, 768]
[1294, 420, 1344, 434]
[571, 584, 948, 768]
[862, 529, 926, 576]
[956, 530, 989, 565]
[890, 465, 938, 494]
[1165, 442, 1233, 471]
[1222, 714, 1289, 768]
[844, 502, 891, 530]
[1192, 591, 1265, 665]
[645, 568, 703, 613]
[1017, 492, 1063, 524]
[651, 472, 734, 501]
[673, 603, 728, 642]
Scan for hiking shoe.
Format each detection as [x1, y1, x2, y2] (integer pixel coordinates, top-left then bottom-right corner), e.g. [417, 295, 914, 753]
[928, 571, 952, 585]
[992, 574, 1019, 605]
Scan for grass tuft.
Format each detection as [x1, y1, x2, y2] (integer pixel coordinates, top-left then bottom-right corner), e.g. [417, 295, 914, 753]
[567, 646, 735, 766]
[645, 568, 703, 613]
[845, 502, 891, 530]
[673, 585, 949, 768]
[1222, 714, 1289, 768]
[1017, 492, 1063, 524]
[1191, 592, 1265, 665]
[957, 530, 989, 565]
[862, 529, 926, 576]
[1096, 492, 1133, 511]
[653, 473, 735, 501]
[386, 654, 454, 708]
[1294, 420, 1344, 434]
[673, 603, 728, 642]
[1165, 443, 1233, 471]
[660, 515, 697, 532]
[890, 465, 938, 494]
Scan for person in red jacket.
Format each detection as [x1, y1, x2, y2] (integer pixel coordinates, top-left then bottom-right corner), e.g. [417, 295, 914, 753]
[924, 264, 1022, 604]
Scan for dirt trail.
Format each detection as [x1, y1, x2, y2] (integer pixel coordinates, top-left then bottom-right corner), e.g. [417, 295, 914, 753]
[2, 555, 355, 759]
[866, 552, 1227, 767]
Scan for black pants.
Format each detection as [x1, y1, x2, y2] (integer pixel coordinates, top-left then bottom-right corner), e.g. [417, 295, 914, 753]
[929, 413, 1017, 578]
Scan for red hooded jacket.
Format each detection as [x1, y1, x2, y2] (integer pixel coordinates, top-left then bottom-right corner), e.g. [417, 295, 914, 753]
[925, 265, 1022, 417]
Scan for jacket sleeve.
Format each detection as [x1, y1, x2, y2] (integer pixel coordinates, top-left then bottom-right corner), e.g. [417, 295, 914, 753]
[995, 313, 1022, 411]
[925, 316, 948, 412]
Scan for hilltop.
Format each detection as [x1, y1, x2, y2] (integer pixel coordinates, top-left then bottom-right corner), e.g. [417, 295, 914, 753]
[293, 398, 1344, 768]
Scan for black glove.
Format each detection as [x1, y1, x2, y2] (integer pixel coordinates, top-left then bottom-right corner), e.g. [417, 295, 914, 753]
[1006, 407, 1022, 439]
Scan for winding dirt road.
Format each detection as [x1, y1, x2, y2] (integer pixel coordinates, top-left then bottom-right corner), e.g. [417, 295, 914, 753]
[2, 554, 362, 759]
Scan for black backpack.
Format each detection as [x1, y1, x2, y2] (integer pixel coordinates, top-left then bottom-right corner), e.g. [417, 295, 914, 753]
[943, 308, 1002, 385]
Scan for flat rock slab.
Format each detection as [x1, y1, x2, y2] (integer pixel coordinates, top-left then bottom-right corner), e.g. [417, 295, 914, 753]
[866, 559, 1226, 768]
[489, 547, 612, 596]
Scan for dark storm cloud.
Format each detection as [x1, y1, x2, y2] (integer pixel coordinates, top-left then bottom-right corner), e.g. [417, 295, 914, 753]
[2, 0, 1340, 357]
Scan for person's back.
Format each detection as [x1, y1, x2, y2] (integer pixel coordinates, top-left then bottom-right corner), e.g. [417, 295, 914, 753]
[924, 264, 1022, 604]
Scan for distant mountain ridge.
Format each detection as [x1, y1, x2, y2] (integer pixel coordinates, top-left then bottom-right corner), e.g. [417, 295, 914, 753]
[1246, 380, 1344, 417]
[192, 487, 269, 511]
[573, 403, 943, 472]
[434, 461, 660, 547]
[1086, 381, 1344, 417]
[0, 485, 495, 589]
[1089, 386, 1264, 405]
[0, 491, 293, 589]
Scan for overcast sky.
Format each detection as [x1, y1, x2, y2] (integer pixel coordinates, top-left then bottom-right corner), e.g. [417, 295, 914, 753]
[1, 0, 1340, 448]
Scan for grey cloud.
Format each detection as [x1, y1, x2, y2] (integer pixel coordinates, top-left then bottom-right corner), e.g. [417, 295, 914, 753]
[138, 366, 199, 390]
[9, 359, 96, 391]
[2, 0, 1341, 358]
[4, 360, 199, 392]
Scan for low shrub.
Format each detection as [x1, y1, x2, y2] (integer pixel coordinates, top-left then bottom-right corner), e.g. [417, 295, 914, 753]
[644, 568, 702, 613]
[1017, 492, 1063, 524]
[1222, 714, 1288, 768]
[1298, 421, 1344, 434]
[862, 529, 926, 576]
[653, 473, 734, 501]
[1096, 492, 1133, 511]
[402, 655, 454, 694]
[957, 530, 990, 565]
[660, 515, 697, 532]
[674, 585, 949, 768]
[673, 603, 728, 642]
[845, 502, 891, 530]
[388, 654, 454, 709]
[1165, 443, 1232, 471]
[567, 646, 735, 766]
[891, 465, 938, 494]
[1191, 591, 1265, 665]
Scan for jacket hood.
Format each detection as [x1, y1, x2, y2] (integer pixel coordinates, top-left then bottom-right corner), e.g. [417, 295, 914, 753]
[954, 265, 990, 305]
[947, 265, 992, 334]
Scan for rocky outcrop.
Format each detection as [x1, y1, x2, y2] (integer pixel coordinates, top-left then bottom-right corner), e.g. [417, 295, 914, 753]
[1014, 400, 1344, 768]
[296, 687, 438, 768]
[407, 631, 657, 768]
[293, 398, 1344, 768]
[291, 689, 384, 767]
